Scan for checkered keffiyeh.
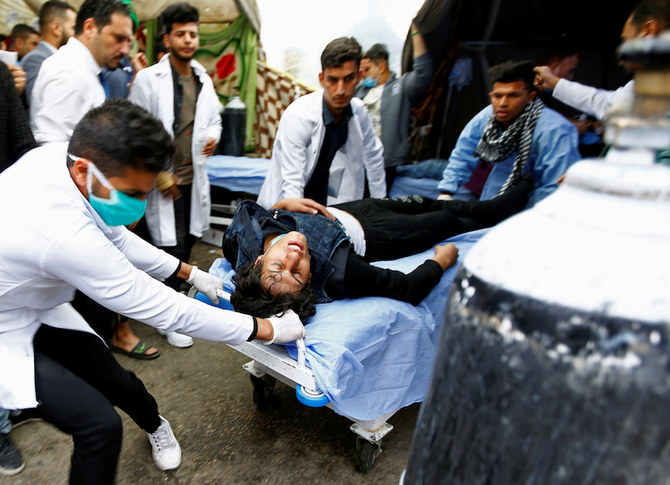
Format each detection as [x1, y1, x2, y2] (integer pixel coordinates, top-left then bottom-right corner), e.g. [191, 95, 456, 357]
[475, 98, 544, 194]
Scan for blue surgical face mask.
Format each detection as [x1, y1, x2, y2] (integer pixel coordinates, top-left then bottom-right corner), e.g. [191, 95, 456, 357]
[263, 233, 287, 255]
[77, 156, 147, 226]
[361, 76, 378, 88]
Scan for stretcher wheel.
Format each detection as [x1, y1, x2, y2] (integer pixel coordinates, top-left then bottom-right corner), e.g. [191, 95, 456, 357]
[356, 437, 381, 473]
[296, 385, 329, 407]
[250, 374, 275, 409]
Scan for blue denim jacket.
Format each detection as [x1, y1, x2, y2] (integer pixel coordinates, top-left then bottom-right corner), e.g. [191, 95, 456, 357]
[223, 200, 350, 303]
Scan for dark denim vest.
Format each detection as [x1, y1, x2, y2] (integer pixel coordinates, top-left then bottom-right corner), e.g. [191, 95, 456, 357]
[222, 200, 350, 303]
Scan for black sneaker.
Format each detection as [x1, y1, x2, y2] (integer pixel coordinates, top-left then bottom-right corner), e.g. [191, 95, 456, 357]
[0, 433, 24, 476]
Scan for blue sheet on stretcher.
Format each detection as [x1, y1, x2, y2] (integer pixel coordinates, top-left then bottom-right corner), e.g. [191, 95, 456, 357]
[208, 228, 487, 421]
[205, 155, 446, 201]
[206, 155, 270, 194]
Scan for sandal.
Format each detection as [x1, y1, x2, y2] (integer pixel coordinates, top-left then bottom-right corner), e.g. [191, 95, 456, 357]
[110, 340, 161, 360]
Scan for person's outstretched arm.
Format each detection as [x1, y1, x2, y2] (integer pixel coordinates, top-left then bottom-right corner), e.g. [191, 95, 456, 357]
[327, 244, 458, 305]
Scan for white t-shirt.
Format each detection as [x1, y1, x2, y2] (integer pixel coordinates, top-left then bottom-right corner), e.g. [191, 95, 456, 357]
[327, 207, 366, 256]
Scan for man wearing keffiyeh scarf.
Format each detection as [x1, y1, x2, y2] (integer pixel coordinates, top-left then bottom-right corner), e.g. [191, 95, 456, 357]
[475, 96, 544, 194]
[437, 60, 580, 207]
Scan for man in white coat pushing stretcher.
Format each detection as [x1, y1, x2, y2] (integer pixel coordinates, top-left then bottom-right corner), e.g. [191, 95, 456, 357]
[0, 99, 306, 485]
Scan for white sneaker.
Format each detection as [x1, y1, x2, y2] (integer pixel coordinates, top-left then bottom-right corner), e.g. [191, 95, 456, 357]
[147, 416, 181, 471]
[157, 329, 193, 348]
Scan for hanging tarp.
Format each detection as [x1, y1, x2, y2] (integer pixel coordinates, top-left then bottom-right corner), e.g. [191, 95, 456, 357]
[402, 0, 640, 161]
[197, 14, 258, 150]
[2, 0, 37, 30]
[253, 60, 312, 158]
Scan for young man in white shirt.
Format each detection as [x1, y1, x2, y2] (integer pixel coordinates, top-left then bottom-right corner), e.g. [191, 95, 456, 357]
[0, 99, 305, 485]
[129, 2, 222, 348]
[30, 0, 133, 144]
[257, 36, 387, 209]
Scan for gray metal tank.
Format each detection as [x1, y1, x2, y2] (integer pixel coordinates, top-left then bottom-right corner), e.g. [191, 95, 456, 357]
[218, 95, 247, 156]
[403, 33, 670, 484]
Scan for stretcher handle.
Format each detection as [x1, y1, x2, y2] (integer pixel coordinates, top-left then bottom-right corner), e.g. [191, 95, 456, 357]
[214, 288, 307, 367]
[296, 337, 306, 369]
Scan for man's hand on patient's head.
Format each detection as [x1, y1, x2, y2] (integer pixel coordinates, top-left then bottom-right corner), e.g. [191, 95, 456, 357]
[433, 243, 459, 270]
[272, 198, 335, 220]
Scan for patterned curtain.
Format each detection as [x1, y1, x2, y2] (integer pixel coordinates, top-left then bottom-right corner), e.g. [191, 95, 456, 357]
[253, 61, 313, 159]
[196, 14, 258, 151]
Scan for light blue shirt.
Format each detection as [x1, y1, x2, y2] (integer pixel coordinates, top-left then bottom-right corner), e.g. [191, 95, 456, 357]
[437, 104, 580, 206]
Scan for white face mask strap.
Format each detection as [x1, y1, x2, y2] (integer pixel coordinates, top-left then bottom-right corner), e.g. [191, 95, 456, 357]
[70, 154, 115, 193]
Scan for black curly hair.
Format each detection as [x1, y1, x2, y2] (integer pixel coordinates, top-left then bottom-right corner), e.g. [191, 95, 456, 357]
[231, 262, 317, 322]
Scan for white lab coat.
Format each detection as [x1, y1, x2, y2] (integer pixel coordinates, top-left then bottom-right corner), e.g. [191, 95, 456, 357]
[552, 79, 635, 121]
[0, 144, 252, 409]
[129, 54, 222, 247]
[257, 90, 386, 209]
[30, 37, 106, 144]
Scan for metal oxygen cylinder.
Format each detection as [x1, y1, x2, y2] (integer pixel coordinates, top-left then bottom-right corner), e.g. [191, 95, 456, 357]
[403, 32, 670, 484]
[218, 95, 247, 156]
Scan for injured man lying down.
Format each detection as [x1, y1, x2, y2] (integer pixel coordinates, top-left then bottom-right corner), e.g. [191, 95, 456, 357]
[222, 173, 533, 321]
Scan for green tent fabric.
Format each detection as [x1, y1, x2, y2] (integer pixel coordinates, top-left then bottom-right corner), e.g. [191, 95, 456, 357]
[198, 15, 258, 151]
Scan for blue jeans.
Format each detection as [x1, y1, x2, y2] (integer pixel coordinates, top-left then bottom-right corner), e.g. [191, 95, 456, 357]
[0, 407, 10, 434]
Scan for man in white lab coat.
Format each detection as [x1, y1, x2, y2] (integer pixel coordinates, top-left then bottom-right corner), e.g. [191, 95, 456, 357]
[533, 0, 670, 121]
[129, 2, 221, 347]
[0, 99, 305, 485]
[30, 0, 133, 144]
[257, 36, 386, 209]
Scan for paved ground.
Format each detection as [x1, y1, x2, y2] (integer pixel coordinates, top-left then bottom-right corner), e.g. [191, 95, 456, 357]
[1, 239, 415, 484]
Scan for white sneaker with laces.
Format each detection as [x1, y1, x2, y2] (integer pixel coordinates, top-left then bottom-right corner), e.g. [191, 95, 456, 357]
[147, 416, 181, 471]
[157, 329, 193, 348]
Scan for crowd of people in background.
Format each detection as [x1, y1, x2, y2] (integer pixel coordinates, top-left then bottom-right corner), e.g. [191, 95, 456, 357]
[0, 0, 668, 482]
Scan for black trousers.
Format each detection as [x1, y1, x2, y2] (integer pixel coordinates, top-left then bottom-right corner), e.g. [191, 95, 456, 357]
[32, 324, 161, 485]
[334, 172, 533, 262]
[135, 184, 196, 291]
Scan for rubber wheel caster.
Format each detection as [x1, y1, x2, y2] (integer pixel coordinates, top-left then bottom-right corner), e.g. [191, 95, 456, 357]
[356, 437, 381, 473]
[250, 374, 275, 409]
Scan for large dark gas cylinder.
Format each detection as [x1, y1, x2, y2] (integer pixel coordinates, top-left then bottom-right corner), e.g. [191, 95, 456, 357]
[403, 160, 670, 484]
[218, 95, 247, 156]
[403, 33, 670, 485]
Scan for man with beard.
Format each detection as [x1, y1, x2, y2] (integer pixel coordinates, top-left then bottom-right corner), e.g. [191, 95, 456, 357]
[30, 0, 132, 144]
[21, 0, 77, 107]
[129, 2, 222, 348]
[437, 60, 580, 207]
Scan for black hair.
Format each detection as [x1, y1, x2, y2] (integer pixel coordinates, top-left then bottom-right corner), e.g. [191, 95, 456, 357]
[158, 2, 199, 35]
[39, 0, 75, 31]
[10, 24, 39, 44]
[74, 0, 130, 35]
[231, 262, 317, 322]
[489, 60, 536, 92]
[68, 99, 174, 176]
[630, 0, 670, 31]
[320, 36, 362, 71]
[154, 31, 167, 55]
[364, 43, 389, 64]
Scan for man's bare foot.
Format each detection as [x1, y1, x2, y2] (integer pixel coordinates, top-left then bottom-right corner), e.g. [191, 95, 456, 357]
[111, 319, 159, 357]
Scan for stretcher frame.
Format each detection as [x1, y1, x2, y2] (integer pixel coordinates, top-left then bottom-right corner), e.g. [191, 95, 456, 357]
[228, 339, 395, 472]
[190, 284, 396, 472]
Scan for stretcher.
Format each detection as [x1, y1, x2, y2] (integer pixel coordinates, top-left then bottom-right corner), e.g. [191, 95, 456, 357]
[205, 155, 446, 204]
[193, 228, 488, 472]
